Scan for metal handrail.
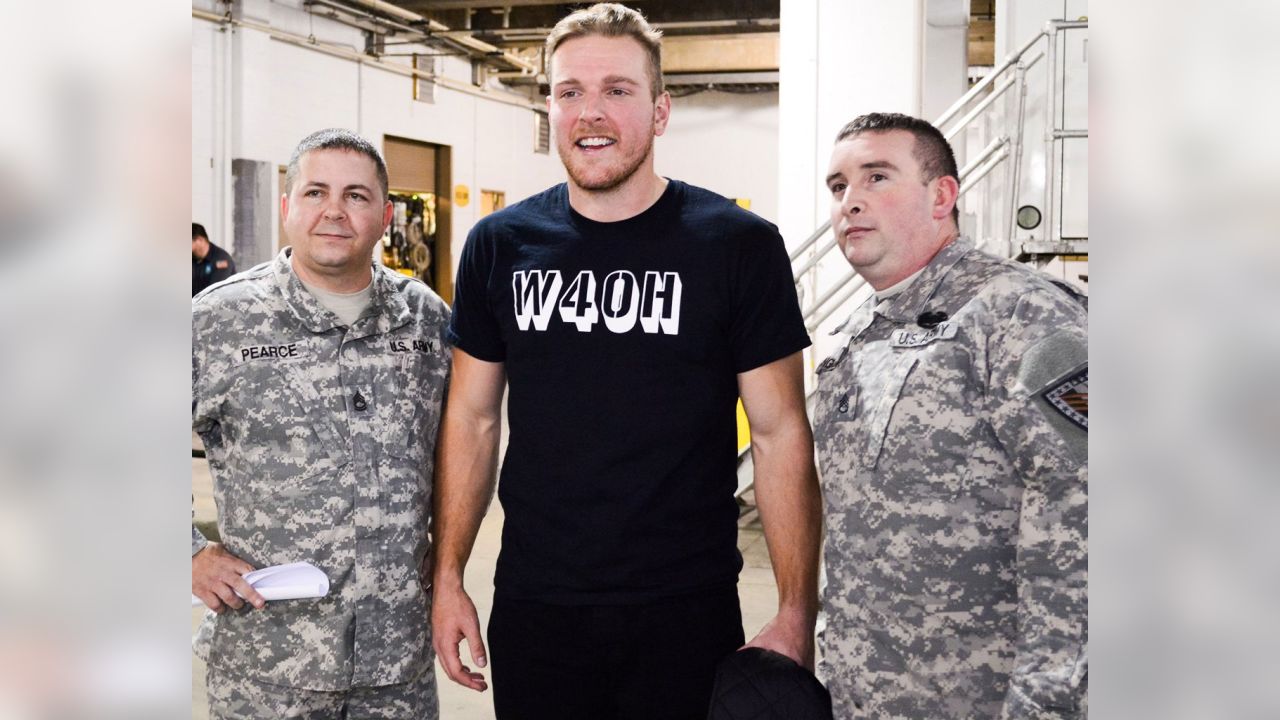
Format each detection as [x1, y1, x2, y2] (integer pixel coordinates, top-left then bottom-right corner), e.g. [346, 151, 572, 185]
[788, 220, 832, 262]
[805, 273, 870, 333]
[958, 136, 1008, 182]
[943, 52, 1041, 142]
[935, 28, 1047, 129]
[959, 146, 1010, 196]
[791, 231, 838, 281]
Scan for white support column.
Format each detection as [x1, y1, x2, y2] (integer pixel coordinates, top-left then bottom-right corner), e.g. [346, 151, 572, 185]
[778, 0, 927, 250]
[921, 0, 970, 122]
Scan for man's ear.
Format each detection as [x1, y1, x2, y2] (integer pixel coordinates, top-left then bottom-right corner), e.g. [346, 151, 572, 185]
[382, 199, 394, 232]
[653, 91, 671, 137]
[932, 175, 960, 221]
[280, 193, 290, 223]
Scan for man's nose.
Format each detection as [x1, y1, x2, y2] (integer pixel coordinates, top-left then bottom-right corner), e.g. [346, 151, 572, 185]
[840, 193, 863, 216]
[322, 197, 347, 219]
[579, 94, 606, 123]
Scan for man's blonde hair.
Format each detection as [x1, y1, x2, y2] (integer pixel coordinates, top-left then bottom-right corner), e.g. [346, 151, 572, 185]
[545, 3, 664, 98]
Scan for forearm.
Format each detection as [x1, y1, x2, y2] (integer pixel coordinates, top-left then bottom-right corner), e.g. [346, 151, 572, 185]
[432, 408, 501, 589]
[1001, 465, 1088, 718]
[751, 422, 822, 618]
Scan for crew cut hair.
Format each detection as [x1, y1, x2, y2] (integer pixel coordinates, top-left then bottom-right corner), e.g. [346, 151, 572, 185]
[192, 222, 208, 241]
[836, 112, 960, 224]
[545, 3, 664, 98]
[284, 128, 390, 200]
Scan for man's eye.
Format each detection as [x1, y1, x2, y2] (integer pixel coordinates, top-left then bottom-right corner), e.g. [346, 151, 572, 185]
[607, 88, 628, 96]
[305, 189, 322, 197]
[869, 173, 887, 183]
[561, 90, 580, 99]
[348, 193, 367, 202]
[830, 182, 846, 194]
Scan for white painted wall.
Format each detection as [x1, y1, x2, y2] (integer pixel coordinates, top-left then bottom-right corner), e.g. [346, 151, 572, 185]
[192, 2, 783, 276]
[656, 90, 780, 224]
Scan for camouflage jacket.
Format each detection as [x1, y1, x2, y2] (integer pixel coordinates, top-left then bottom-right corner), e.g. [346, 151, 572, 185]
[813, 237, 1088, 719]
[191, 249, 451, 690]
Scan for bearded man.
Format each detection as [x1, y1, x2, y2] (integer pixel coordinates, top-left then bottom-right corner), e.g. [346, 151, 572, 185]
[429, 4, 822, 719]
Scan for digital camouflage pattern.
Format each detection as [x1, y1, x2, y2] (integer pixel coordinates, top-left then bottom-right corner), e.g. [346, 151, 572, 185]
[206, 662, 438, 719]
[813, 237, 1088, 719]
[192, 248, 450, 700]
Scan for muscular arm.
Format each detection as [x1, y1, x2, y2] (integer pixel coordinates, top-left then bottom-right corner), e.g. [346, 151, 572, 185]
[738, 350, 822, 669]
[431, 347, 505, 692]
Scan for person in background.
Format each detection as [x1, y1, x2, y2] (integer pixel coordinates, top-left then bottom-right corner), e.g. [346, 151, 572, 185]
[192, 222, 236, 296]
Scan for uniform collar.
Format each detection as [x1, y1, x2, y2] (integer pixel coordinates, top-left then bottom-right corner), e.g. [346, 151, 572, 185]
[830, 235, 974, 337]
[273, 248, 412, 336]
[872, 235, 973, 324]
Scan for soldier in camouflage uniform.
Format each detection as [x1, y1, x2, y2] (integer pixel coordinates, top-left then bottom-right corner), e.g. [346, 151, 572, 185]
[813, 113, 1087, 718]
[191, 129, 449, 719]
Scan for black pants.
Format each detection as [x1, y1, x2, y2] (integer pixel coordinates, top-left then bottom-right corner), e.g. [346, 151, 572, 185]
[488, 586, 744, 720]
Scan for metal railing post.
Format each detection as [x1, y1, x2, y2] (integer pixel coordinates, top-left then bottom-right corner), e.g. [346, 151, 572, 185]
[1043, 21, 1059, 245]
[1005, 60, 1030, 256]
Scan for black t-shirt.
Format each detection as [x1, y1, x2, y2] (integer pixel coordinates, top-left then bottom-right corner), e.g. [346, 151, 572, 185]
[448, 180, 810, 604]
[193, 242, 237, 296]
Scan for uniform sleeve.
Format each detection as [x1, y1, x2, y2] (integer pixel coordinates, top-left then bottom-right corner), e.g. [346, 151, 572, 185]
[986, 289, 1089, 719]
[192, 301, 215, 556]
[728, 223, 811, 373]
[447, 225, 506, 362]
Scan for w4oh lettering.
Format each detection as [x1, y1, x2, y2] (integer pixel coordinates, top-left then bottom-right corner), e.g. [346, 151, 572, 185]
[512, 269, 682, 335]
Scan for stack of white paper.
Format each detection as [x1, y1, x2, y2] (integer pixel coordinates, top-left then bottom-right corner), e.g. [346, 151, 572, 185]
[191, 561, 329, 607]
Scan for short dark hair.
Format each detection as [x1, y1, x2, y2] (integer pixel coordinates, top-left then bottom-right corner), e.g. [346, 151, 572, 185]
[284, 128, 389, 200]
[546, 3, 664, 98]
[192, 222, 208, 241]
[835, 112, 960, 224]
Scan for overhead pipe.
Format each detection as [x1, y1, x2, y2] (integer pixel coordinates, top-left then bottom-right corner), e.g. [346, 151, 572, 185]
[192, 9, 540, 110]
[335, 0, 537, 74]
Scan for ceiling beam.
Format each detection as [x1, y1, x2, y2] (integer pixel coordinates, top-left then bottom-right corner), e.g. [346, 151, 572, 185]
[402, 0, 572, 9]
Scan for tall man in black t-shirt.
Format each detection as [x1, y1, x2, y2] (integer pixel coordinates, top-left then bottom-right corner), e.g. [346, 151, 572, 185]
[192, 222, 236, 296]
[431, 4, 822, 718]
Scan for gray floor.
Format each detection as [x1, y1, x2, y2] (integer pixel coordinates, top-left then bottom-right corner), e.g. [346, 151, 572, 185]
[192, 438, 782, 720]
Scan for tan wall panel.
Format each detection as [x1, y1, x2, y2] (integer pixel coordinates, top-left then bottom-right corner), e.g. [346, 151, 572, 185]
[384, 136, 436, 193]
[969, 19, 995, 66]
[662, 34, 779, 74]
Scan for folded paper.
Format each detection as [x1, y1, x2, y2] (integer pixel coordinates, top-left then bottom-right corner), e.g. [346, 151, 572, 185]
[191, 561, 329, 607]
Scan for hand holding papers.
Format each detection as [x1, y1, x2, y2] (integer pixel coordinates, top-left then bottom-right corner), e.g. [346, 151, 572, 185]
[191, 561, 329, 607]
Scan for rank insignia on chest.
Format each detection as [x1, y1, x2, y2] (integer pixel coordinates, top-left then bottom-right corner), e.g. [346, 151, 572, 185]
[890, 321, 957, 348]
[826, 385, 857, 418]
[1042, 365, 1088, 430]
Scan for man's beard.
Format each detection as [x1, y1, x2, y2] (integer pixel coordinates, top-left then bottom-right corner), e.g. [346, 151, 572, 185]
[560, 135, 654, 193]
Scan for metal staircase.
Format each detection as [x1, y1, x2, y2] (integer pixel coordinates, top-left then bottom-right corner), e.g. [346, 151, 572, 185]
[735, 20, 1089, 508]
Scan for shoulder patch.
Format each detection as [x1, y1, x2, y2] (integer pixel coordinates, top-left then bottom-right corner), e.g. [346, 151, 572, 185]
[1042, 365, 1088, 431]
